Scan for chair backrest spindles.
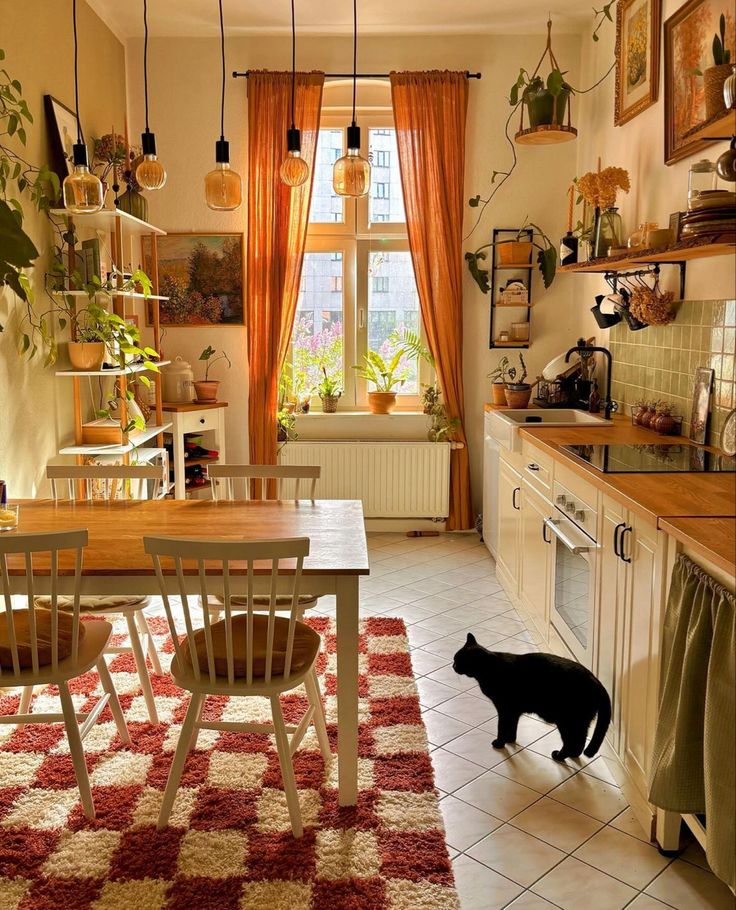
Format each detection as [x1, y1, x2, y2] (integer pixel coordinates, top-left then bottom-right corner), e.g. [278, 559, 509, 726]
[209, 464, 320, 502]
[0, 530, 88, 679]
[47, 464, 165, 502]
[144, 536, 310, 685]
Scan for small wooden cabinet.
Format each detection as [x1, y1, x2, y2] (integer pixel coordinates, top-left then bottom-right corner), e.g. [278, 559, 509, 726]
[496, 458, 522, 594]
[163, 402, 227, 500]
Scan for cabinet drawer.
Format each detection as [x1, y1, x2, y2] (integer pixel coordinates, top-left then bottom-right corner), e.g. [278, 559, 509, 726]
[180, 409, 221, 434]
[520, 441, 553, 495]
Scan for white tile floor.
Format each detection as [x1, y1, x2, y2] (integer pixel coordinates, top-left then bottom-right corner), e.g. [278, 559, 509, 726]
[312, 531, 735, 910]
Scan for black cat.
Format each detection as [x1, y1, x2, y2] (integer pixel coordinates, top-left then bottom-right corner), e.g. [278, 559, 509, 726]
[453, 633, 611, 762]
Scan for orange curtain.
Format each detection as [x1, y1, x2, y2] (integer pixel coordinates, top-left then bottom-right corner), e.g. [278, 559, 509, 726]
[390, 71, 472, 530]
[246, 71, 324, 469]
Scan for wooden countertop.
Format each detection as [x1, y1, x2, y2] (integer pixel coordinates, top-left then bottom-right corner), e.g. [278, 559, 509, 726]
[658, 517, 736, 577]
[514, 417, 735, 571]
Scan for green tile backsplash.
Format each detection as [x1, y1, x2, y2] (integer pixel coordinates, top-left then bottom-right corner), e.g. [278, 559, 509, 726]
[609, 299, 736, 446]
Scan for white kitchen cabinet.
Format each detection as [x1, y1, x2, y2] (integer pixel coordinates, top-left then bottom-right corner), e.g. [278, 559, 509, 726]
[519, 482, 553, 640]
[496, 457, 522, 595]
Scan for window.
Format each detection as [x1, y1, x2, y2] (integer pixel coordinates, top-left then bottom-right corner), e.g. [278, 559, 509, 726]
[285, 109, 429, 411]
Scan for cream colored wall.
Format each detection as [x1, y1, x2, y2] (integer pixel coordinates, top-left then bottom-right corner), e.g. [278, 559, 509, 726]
[0, 0, 127, 497]
[126, 32, 583, 512]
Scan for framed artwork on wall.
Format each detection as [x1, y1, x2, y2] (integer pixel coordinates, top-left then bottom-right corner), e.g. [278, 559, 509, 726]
[689, 366, 714, 443]
[142, 233, 244, 327]
[615, 0, 661, 126]
[664, 0, 734, 164]
[44, 94, 82, 181]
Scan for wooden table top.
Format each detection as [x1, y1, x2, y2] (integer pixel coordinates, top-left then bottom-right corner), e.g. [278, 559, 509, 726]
[7, 499, 369, 577]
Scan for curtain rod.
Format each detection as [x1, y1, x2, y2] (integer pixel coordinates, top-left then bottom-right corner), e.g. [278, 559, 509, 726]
[232, 70, 481, 80]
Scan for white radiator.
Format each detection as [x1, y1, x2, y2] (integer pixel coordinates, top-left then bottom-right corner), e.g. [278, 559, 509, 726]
[278, 441, 451, 519]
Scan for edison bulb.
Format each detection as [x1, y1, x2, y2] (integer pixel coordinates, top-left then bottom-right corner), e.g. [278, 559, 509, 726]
[280, 151, 310, 187]
[63, 143, 104, 214]
[333, 149, 371, 197]
[205, 162, 243, 210]
[136, 154, 167, 191]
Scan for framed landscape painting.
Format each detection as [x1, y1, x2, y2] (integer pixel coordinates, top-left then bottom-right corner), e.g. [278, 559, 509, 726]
[664, 0, 735, 164]
[143, 233, 244, 326]
[615, 0, 661, 126]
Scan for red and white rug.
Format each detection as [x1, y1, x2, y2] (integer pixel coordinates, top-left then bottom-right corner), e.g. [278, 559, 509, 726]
[0, 614, 458, 909]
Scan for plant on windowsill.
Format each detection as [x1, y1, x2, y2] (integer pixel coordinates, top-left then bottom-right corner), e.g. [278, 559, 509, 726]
[194, 345, 231, 403]
[315, 366, 342, 413]
[354, 348, 410, 415]
[277, 363, 298, 446]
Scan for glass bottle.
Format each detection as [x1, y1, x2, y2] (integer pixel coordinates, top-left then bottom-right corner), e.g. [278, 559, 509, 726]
[687, 159, 717, 207]
[593, 207, 623, 258]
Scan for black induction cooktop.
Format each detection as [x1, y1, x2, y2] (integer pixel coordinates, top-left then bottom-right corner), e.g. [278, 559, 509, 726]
[562, 443, 736, 473]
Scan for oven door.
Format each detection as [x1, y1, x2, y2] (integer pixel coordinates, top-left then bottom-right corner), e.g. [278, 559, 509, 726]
[545, 513, 598, 667]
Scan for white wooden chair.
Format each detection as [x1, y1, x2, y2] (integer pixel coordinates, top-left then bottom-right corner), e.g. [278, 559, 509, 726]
[35, 464, 167, 724]
[0, 529, 130, 819]
[144, 534, 330, 838]
[207, 464, 321, 619]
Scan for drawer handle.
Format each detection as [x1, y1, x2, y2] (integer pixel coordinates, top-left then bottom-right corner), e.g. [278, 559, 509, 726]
[620, 525, 632, 563]
[199, 417, 206, 424]
[542, 521, 551, 544]
[527, 463, 540, 471]
[613, 522, 625, 559]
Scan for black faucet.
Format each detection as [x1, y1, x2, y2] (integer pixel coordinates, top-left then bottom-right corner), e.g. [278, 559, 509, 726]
[565, 344, 615, 420]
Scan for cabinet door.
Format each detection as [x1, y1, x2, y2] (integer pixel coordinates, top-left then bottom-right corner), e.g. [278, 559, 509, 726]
[595, 495, 627, 755]
[519, 482, 552, 640]
[496, 459, 522, 595]
[621, 514, 665, 799]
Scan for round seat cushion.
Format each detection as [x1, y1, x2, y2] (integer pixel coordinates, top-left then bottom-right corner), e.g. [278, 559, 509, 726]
[211, 593, 317, 609]
[0, 610, 86, 669]
[34, 595, 150, 613]
[181, 613, 321, 680]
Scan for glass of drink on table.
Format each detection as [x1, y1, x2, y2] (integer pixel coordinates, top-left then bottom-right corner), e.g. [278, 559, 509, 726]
[0, 504, 19, 532]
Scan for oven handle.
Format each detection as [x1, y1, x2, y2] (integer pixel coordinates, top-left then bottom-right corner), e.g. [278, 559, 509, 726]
[544, 518, 597, 555]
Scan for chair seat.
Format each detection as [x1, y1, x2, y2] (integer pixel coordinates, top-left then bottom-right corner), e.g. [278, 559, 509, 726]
[180, 613, 321, 680]
[1, 620, 112, 687]
[0, 609, 87, 670]
[34, 595, 150, 613]
[209, 593, 317, 609]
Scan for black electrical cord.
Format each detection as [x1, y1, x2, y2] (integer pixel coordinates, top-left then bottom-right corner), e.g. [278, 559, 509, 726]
[143, 0, 150, 131]
[72, 0, 82, 142]
[289, 0, 296, 130]
[218, 0, 226, 140]
[351, 0, 357, 127]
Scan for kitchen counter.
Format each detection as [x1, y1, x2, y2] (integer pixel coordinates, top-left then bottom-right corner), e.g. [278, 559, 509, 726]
[515, 416, 735, 572]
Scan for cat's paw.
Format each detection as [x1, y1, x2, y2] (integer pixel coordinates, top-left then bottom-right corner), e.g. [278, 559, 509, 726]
[551, 750, 567, 762]
[491, 738, 506, 749]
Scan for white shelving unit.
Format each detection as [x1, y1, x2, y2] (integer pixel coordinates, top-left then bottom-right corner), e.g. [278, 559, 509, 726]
[59, 423, 173, 456]
[55, 360, 171, 378]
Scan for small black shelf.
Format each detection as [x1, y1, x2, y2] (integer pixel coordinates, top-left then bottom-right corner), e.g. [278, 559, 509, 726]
[489, 228, 533, 350]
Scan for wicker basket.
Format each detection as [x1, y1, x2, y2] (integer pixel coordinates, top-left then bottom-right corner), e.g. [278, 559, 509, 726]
[321, 394, 340, 413]
[704, 64, 731, 119]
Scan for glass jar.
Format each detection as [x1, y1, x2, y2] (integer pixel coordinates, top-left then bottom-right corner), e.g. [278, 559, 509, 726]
[593, 207, 624, 258]
[688, 159, 717, 207]
[628, 221, 659, 249]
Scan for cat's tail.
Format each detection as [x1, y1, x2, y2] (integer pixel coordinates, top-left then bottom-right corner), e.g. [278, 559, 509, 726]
[584, 686, 612, 758]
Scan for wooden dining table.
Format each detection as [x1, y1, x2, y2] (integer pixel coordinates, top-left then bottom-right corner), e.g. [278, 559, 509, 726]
[6, 498, 370, 806]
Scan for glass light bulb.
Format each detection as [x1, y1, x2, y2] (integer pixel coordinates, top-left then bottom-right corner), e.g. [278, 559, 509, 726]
[280, 151, 310, 187]
[62, 164, 105, 214]
[333, 149, 371, 197]
[205, 162, 243, 210]
[136, 153, 167, 191]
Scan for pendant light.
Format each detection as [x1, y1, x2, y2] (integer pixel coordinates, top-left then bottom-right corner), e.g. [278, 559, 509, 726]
[135, 0, 167, 191]
[62, 0, 104, 214]
[205, 0, 243, 210]
[333, 0, 371, 197]
[279, 0, 310, 187]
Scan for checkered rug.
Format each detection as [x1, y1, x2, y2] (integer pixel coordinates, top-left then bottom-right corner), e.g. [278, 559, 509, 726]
[0, 612, 458, 910]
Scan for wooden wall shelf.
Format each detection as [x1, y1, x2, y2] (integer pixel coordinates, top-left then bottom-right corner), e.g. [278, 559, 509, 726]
[558, 238, 735, 274]
[682, 109, 736, 143]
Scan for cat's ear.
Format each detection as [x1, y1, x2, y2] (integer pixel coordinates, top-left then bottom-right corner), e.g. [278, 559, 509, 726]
[466, 632, 477, 646]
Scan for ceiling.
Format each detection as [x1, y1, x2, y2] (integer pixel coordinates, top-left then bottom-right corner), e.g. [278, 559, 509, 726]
[88, 0, 593, 40]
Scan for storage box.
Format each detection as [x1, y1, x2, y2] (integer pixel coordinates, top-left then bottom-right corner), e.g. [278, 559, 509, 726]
[81, 419, 127, 446]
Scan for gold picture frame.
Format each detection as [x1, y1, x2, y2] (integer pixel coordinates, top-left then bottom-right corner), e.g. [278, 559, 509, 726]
[615, 0, 661, 126]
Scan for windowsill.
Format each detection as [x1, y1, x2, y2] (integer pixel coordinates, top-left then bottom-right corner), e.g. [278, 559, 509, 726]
[296, 410, 425, 417]
[292, 410, 432, 442]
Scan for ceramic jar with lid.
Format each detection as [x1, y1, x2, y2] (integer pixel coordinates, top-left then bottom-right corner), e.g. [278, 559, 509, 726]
[161, 356, 195, 403]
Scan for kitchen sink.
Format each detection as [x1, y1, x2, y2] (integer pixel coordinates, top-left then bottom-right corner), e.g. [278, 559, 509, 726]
[487, 408, 613, 453]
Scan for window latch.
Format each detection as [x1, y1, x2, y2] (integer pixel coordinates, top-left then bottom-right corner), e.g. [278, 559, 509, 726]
[358, 308, 365, 330]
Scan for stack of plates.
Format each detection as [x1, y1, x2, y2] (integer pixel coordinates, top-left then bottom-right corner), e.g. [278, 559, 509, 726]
[682, 192, 735, 238]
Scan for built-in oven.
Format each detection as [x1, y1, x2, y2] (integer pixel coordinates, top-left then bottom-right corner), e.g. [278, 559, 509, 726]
[544, 481, 599, 667]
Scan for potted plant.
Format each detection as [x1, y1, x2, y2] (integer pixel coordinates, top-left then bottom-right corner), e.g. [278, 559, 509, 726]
[194, 345, 231, 402]
[315, 366, 342, 413]
[696, 14, 733, 119]
[67, 299, 159, 373]
[510, 67, 573, 130]
[503, 353, 533, 408]
[467, 220, 558, 292]
[487, 357, 512, 406]
[354, 348, 409, 414]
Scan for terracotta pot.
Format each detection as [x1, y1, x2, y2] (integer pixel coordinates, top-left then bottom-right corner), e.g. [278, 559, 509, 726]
[632, 405, 647, 426]
[655, 413, 676, 435]
[68, 341, 105, 371]
[491, 383, 507, 406]
[704, 64, 732, 119]
[193, 379, 220, 402]
[368, 391, 397, 414]
[640, 407, 656, 429]
[498, 241, 532, 266]
[504, 385, 533, 408]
